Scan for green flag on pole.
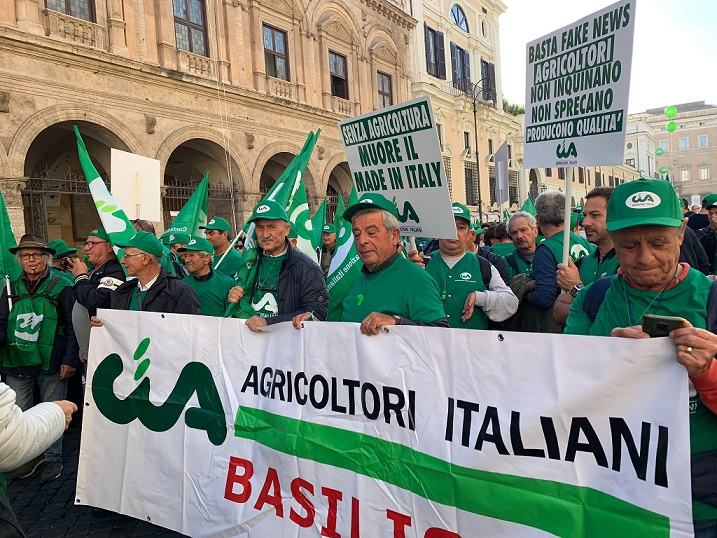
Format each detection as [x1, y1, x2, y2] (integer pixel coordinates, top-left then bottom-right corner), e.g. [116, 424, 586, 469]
[285, 171, 317, 261]
[311, 198, 327, 252]
[165, 172, 208, 236]
[74, 126, 136, 248]
[333, 193, 346, 231]
[519, 197, 536, 216]
[0, 186, 21, 282]
[227, 130, 320, 318]
[326, 186, 362, 321]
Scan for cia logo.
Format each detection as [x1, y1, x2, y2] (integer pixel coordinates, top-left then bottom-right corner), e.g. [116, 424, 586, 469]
[256, 205, 270, 213]
[452, 206, 462, 214]
[188, 239, 196, 246]
[169, 235, 175, 242]
[360, 199, 373, 204]
[208, 218, 216, 224]
[626, 192, 661, 209]
[460, 272, 471, 280]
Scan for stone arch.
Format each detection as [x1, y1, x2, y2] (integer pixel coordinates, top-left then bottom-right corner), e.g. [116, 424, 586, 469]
[252, 141, 319, 197]
[321, 151, 353, 196]
[155, 126, 247, 192]
[367, 28, 400, 61]
[8, 104, 143, 176]
[312, 2, 362, 43]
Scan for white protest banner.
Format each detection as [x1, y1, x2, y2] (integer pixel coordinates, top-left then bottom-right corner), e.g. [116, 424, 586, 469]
[110, 148, 161, 221]
[523, 0, 636, 168]
[338, 96, 456, 239]
[77, 311, 693, 537]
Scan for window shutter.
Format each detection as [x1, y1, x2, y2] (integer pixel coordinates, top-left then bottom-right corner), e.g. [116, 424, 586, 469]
[450, 42, 459, 82]
[424, 24, 433, 76]
[436, 32, 446, 79]
[488, 62, 497, 102]
[463, 49, 471, 86]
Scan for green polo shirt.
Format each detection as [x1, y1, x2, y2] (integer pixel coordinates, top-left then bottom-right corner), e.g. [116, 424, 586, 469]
[341, 254, 445, 324]
[425, 252, 487, 329]
[565, 268, 717, 521]
[578, 247, 619, 285]
[249, 252, 285, 318]
[213, 247, 243, 279]
[182, 269, 235, 317]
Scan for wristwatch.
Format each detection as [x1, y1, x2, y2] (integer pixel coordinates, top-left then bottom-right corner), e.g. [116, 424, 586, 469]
[392, 315, 402, 325]
[569, 283, 585, 298]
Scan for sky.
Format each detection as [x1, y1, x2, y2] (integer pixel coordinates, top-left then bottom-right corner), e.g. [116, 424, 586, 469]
[499, 0, 717, 113]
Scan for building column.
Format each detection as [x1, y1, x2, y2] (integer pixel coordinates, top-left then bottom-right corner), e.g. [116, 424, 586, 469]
[1, 178, 27, 239]
[154, 0, 177, 69]
[14, 0, 44, 34]
[107, 0, 129, 56]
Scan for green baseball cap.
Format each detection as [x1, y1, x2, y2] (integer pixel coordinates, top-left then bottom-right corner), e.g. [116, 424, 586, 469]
[199, 217, 231, 233]
[160, 232, 190, 246]
[703, 194, 717, 210]
[247, 200, 289, 224]
[177, 236, 214, 253]
[116, 231, 164, 257]
[451, 202, 471, 223]
[88, 228, 110, 242]
[322, 224, 336, 234]
[342, 193, 398, 222]
[570, 212, 579, 229]
[606, 178, 683, 232]
[288, 223, 298, 239]
[48, 239, 77, 258]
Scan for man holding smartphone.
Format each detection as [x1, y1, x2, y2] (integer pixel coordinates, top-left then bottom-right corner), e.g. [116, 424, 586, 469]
[564, 178, 717, 536]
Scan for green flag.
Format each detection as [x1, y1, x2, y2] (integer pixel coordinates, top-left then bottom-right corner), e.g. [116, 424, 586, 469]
[311, 198, 327, 252]
[503, 208, 511, 222]
[74, 126, 136, 248]
[519, 197, 536, 216]
[228, 130, 320, 318]
[165, 172, 208, 236]
[0, 186, 21, 282]
[333, 193, 346, 231]
[326, 186, 362, 321]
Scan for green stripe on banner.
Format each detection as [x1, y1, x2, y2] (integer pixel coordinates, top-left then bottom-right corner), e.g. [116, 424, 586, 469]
[234, 407, 670, 537]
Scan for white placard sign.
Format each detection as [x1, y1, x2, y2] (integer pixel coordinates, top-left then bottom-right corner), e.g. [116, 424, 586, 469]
[523, 0, 636, 168]
[338, 96, 456, 239]
[110, 148, 161, 221]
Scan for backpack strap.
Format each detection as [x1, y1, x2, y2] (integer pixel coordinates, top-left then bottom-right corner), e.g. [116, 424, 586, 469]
[477, 255, 492, 289]
[581, 276, 614, 322]
[505, 253, 519, 275]
[706, 279, 717, 334]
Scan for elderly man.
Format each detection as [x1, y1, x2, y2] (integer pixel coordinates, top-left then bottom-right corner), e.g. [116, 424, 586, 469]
[505, 211, 539, 278]
[553, 187, 618, 325]
[200, 217, 243, 278]
[229, 200, 327, 331]
[564, 178, 717, 534]
[95, 231, 200, 314]
[320, 223, 337, 276]
[524, 191, 593, 328]
[424, 203, 517, 329]
[180, 236, 235, 317]
[0, 235, 79, 483]
[295, 193, 447, 334]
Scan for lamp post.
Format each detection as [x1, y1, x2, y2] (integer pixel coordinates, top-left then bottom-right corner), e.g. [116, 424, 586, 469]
[470, 78, 494, 224]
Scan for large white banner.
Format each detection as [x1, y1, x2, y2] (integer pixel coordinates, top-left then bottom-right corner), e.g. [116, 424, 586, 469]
[523, 0, 636, 168]
[338, 96, 456, 239]
[77, 310, 693, 537]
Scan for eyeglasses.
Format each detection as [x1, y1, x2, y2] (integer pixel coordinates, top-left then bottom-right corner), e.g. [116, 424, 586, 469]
[122, 252, 146, 259]
[84, 241, 107, 248]
[19, 253, 44, 260]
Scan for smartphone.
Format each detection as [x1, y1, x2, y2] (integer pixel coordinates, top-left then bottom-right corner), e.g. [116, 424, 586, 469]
[642, 314, 685, 337]
[62, 257, 73, 269]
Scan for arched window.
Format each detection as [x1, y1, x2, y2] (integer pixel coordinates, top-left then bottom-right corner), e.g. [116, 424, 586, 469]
[450, 5, 468, 32]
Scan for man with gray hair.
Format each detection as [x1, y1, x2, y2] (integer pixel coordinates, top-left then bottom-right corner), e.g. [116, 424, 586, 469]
[179, 236, 235, 317]
[524, 191, 593, 329]
[294, 193, 447, 334]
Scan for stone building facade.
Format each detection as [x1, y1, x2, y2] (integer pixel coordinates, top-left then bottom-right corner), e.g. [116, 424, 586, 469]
[0, 0, 415, 244]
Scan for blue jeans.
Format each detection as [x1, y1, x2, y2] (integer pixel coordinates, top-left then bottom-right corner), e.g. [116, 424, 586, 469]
[5, 370, 67, 462]
[695, 519, 717, 538]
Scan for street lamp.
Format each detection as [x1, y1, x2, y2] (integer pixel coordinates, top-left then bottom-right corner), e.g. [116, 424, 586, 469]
[470, 78, 495, 223]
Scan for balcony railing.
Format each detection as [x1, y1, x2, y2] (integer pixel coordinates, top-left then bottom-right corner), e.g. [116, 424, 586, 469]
[449, 78, 497, 105]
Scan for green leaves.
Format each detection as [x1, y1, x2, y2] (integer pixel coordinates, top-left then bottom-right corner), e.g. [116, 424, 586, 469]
[133, 338, 151, 380]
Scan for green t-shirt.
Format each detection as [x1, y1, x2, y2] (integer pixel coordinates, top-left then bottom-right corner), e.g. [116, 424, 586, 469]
[182, 270, 235, 317]
[341, 255, 445, 324]
[249, 253, 285, 318]
[578, 248, 620, 285]
[425, 253, 487, 329]
[490, 243, 516, 257]
[564, 269, 717, 521]
[214, 247, 243, 279]
[127, 288, 149, 311]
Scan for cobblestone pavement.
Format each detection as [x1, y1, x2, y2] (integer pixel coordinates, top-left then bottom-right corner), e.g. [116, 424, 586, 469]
[7, 420, 189, 537]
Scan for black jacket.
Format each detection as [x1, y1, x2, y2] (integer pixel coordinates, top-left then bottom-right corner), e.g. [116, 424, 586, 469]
[104, 269, 201, 314]
[696, 226, 717, 271]
[248, 242, 328, 324]
[73, 257, 126, 316]
[681, 225, 711, 275]
[0, 270, 80, 375]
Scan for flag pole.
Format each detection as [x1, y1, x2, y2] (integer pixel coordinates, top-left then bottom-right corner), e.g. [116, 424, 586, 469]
[214, 234, 241, 271]
[562, 167, 574, 265]
[5, 275, 11, 311]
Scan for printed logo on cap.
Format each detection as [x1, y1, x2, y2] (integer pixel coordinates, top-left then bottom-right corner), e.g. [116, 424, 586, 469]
[323, 225, 331, 231]
[452, 206, 462, 214]
[460, 272, 472, 280]
[626, 192, 661, 209]
[208, 218, 216, 225]
[360, 199, 373, 204]
[169, 235, 175, 242]
[256, 204, 270, 214]
[188, 239, 196, 246]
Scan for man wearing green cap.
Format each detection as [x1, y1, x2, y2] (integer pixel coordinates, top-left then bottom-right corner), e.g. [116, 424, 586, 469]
[200, 217, 242, 278]
[696, 197, 717, 271]
[69, 228, 126, 317]
[228, 200, 327, 331]
[423, 203, 517, 329]
[47, 239, 77, 284]
[294, 193, 447, 333]
[95, 231, 200, 314]
[320, 223, 337, 276]
[160, 231, 190, 279]
[688, 194, 717, 231]
[564, 178, 717, 532]
[178, 237, 235, 317]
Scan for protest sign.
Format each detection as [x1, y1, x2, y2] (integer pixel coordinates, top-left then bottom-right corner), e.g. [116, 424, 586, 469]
[110, 148, 161, 221]
[338, 96, 456, 239]
[523, 0, 636, 168]
[77, 311, 692, 537]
